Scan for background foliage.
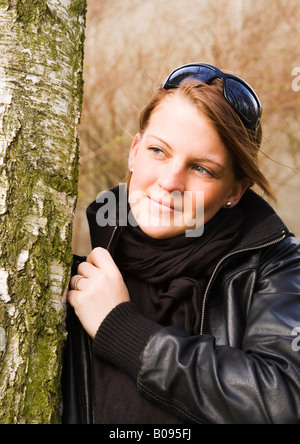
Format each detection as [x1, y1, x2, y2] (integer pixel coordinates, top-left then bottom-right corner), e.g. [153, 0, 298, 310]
[72, 0, 300, 254]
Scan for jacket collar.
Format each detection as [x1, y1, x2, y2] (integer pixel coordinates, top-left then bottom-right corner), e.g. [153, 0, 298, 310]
[235, 189, 288, 250]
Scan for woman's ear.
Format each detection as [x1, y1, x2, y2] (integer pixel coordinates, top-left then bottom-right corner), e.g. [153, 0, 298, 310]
[226, 179, 251, 208]
[128, 134, 141, 171]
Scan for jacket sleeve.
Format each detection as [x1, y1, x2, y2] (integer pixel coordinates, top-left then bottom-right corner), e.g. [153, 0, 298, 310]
[93, 237, 300, 424]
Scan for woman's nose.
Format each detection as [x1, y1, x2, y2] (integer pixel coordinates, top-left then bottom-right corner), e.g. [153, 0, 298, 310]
[157, 163, 185, 193]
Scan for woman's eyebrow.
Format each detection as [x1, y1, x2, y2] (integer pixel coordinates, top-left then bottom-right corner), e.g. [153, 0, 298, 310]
[146, 134, 227, 172]
[146, 134, 173, 150]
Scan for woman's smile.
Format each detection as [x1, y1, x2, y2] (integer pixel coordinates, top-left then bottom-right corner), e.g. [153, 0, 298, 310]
[148, 196, 176, 213]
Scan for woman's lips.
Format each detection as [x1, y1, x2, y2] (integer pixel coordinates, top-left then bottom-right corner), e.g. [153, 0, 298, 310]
[147, 196, 182, 213]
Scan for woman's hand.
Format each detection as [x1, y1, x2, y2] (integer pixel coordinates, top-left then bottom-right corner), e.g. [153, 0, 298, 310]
[67, 247, 130, 338]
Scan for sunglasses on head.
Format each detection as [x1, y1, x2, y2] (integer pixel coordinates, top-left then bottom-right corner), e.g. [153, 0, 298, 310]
[163, 63, 262, 131]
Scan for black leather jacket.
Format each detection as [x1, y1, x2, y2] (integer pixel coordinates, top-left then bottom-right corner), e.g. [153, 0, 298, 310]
[62, 189, 300, 424]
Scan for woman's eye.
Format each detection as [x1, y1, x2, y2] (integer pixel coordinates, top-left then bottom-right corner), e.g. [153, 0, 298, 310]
[194, 165, 214, 177]
[148, 146, 165, 156]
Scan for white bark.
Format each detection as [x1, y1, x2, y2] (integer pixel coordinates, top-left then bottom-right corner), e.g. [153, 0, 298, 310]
[0, 0, 86, 423]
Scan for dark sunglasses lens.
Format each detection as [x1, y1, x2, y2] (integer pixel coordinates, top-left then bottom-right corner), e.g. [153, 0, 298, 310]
[226, 79, 260, 124]
[165, 65, 216, 88]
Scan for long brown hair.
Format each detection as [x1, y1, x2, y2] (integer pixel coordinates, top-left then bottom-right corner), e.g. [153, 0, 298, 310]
[130, 79, 275, 201]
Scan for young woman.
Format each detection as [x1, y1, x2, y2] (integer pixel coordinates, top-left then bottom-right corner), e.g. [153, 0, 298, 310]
[63, 63, 300, 424]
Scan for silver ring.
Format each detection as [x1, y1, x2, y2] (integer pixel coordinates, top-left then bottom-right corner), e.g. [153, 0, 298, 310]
[73, 275, 85, 291]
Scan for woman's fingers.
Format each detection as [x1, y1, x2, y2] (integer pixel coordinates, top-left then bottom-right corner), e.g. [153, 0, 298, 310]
[86, 247, 117, 272]
[77, 261, 99, 278]
[67, 247, 130, 338]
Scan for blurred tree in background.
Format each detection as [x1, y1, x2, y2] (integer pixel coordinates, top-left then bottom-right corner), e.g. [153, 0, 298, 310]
[73, 0, 300, 255]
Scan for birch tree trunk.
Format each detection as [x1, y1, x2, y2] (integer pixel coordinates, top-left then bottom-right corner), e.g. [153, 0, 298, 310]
[0, 0, 86, 424]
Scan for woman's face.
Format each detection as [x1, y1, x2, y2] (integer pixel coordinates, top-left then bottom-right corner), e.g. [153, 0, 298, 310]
[128, 92, 247, 239]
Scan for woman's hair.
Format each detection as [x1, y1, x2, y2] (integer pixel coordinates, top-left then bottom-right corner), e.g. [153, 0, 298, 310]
[131, 79, 275, 201]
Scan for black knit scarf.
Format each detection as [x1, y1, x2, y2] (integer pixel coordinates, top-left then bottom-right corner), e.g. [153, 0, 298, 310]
[116, 205, 244, 335]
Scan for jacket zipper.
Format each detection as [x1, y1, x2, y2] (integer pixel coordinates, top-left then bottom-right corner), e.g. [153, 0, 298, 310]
[199, 230, 288, 335]
[107, 226, 118, 252]
[105, 226, 287, 334]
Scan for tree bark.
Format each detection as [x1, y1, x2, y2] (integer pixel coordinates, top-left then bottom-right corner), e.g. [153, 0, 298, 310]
[0, 0, 86, 423]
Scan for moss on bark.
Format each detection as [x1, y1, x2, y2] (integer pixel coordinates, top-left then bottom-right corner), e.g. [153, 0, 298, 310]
[0, 0, 86, 423]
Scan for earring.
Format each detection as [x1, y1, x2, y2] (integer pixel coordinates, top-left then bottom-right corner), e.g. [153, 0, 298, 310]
[226, 201, 232, 208]
[129, 168, 133, 173]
